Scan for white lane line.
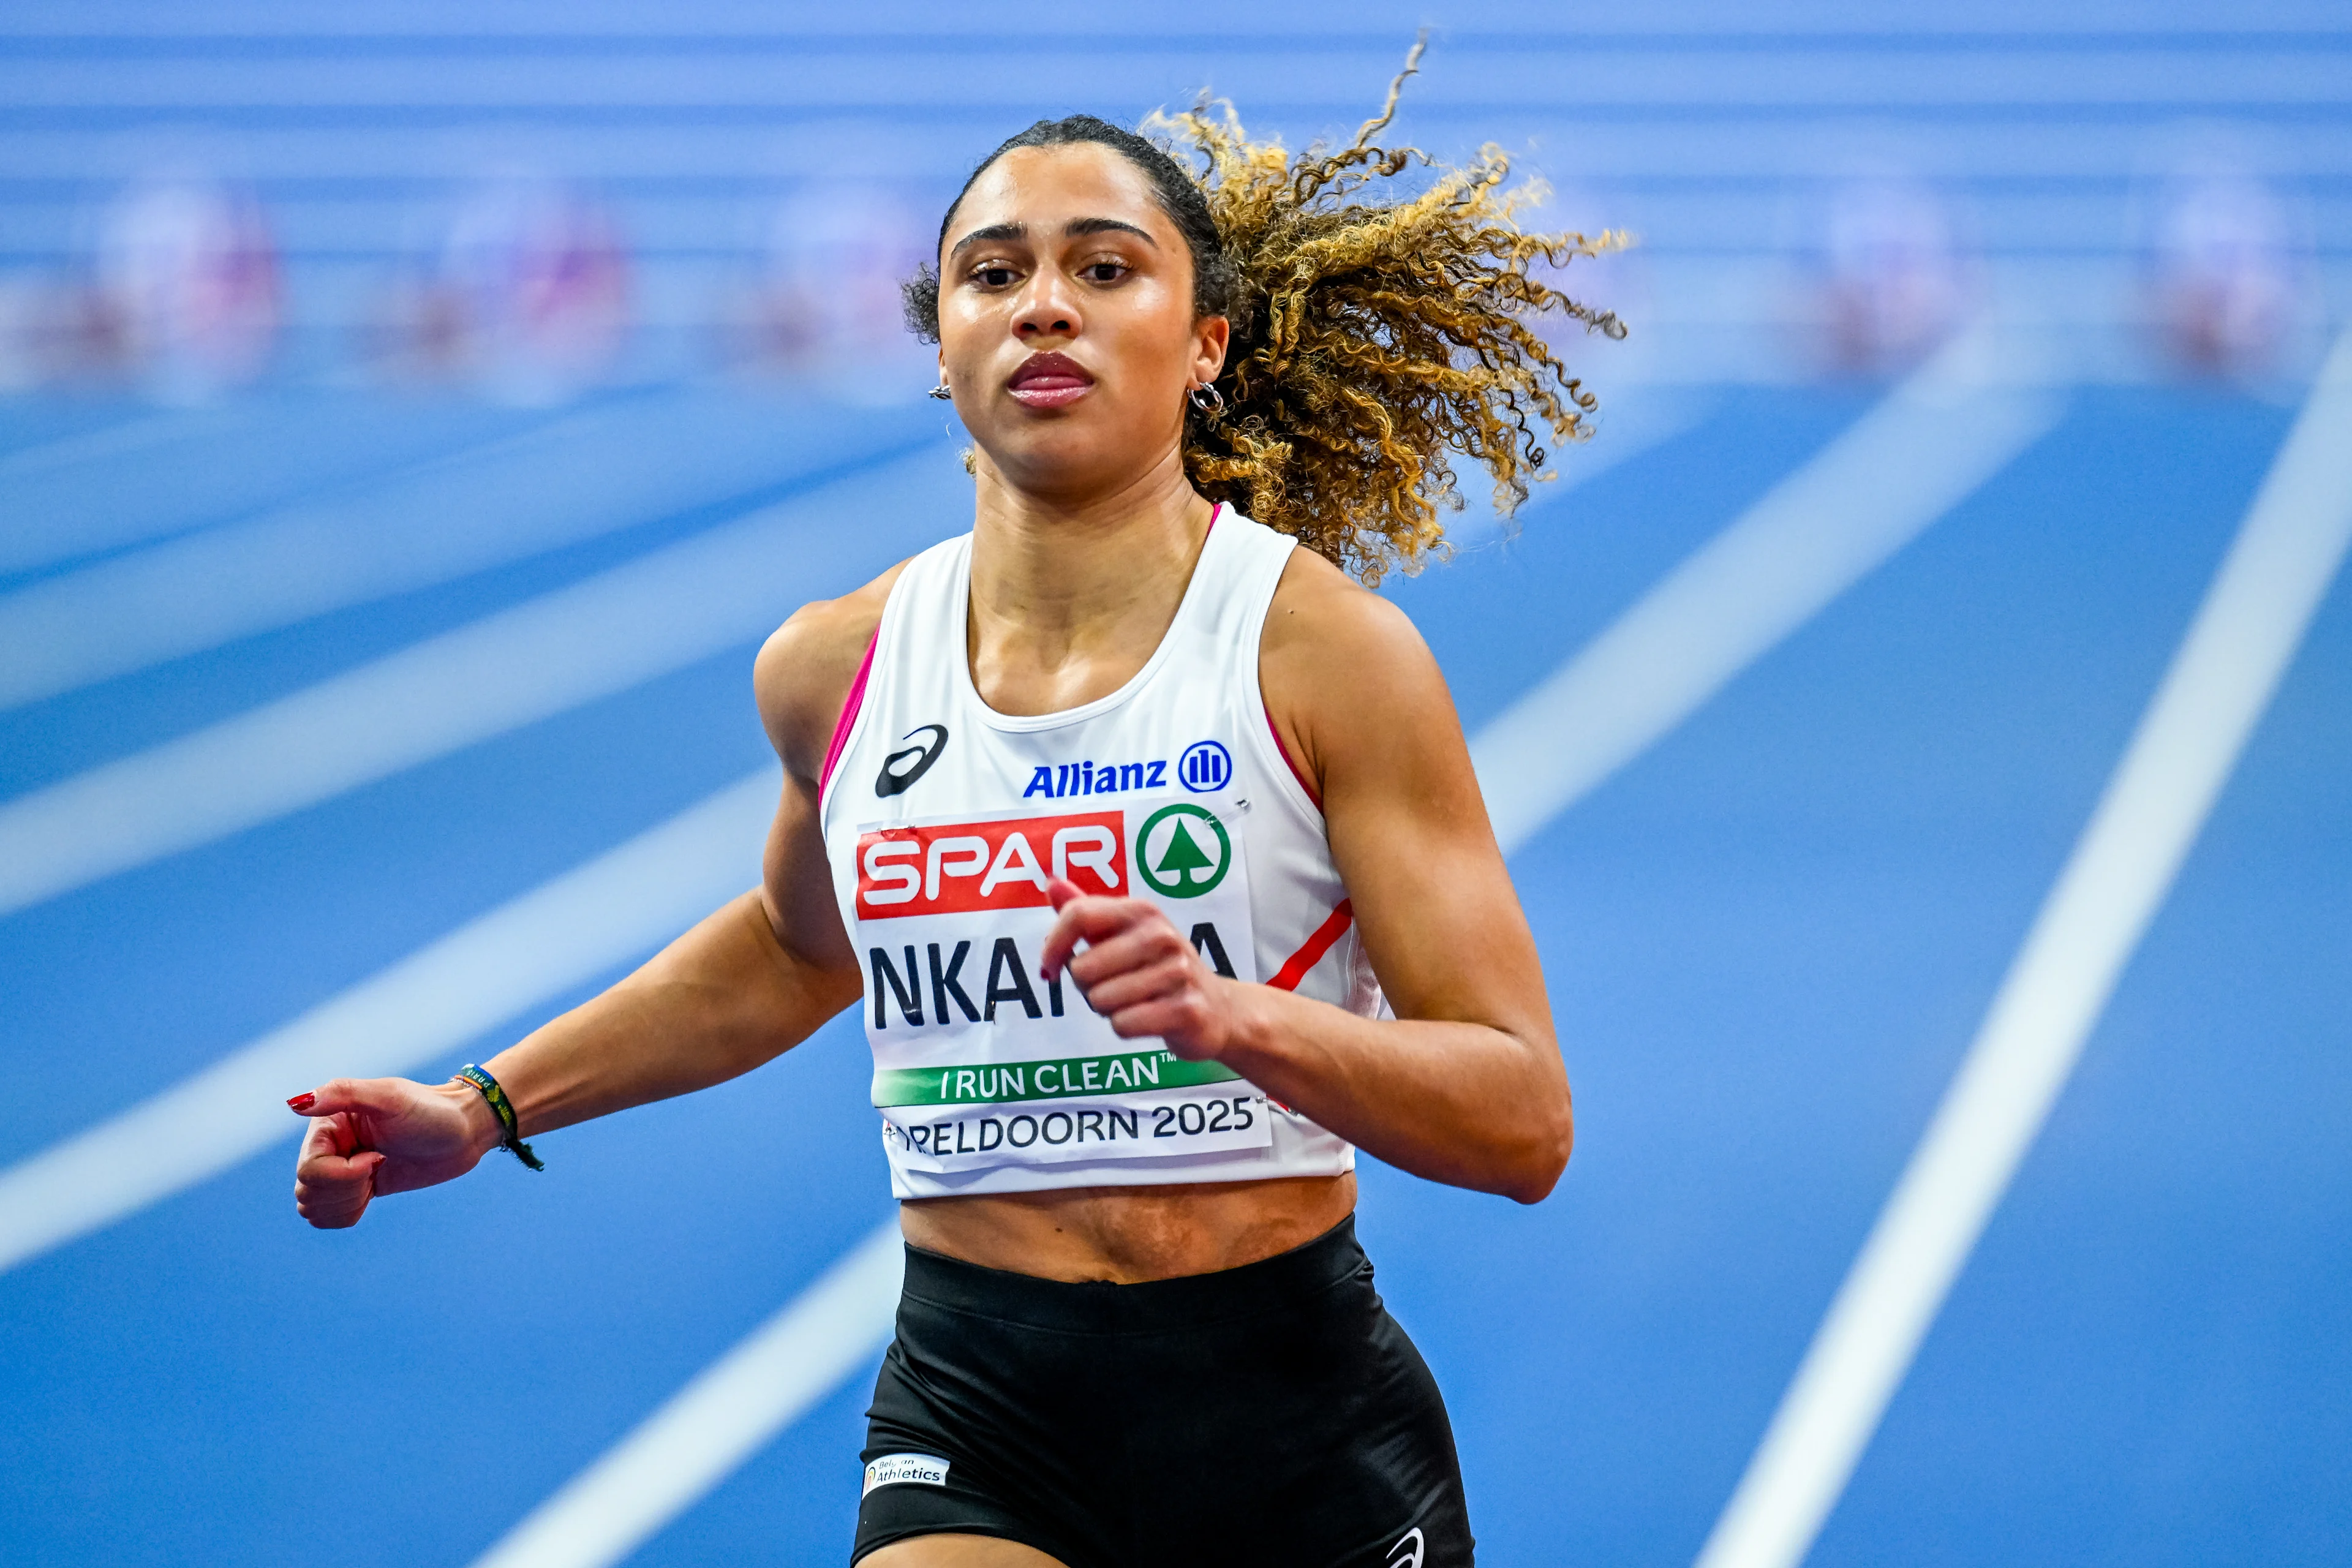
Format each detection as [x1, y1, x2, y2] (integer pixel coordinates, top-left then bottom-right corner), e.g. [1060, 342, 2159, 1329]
[1692, 328, 2352, 1568]
[453, 345, 2067, 1568]
[0, 408, 234, 484]
[0, 771, 775, 1276]
[0, 400, 543, 580]
[0, 394, 925, 710]
[0, 442, 965, 920]
[1472, 326, 2064, 853]
[469, 1221, 905, 1568]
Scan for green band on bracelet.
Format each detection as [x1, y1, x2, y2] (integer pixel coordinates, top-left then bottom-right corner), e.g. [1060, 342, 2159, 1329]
[457, 1063, 544, 1171]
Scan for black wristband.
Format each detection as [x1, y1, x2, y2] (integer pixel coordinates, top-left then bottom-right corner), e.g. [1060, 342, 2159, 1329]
[456, 1063, 544, 1171]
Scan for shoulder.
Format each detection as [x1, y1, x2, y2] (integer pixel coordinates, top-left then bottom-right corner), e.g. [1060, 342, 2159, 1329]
[755, 559, 912, 783]
[1259, 542, 1425, 669]
[1258, 543, 1457, 794]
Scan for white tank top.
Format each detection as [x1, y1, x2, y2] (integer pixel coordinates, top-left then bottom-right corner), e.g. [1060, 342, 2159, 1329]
[818, 507, 1375, 1199]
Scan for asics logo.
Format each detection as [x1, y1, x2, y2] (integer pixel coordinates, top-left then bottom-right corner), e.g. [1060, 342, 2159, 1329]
[1387, 1528, 1424, 1568]
[876, 724, 948, 798]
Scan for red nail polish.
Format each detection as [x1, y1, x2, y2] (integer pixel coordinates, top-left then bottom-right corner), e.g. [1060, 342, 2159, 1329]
[287, 1093, 315, 1113]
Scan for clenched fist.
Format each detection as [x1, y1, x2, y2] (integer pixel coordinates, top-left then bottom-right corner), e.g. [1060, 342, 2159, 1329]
[1038, 876, 1252, 1063]
[288, 1076, 502, 1229]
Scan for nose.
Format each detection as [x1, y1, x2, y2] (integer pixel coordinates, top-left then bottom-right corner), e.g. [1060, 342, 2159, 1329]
[1014, 271, 1081, 341]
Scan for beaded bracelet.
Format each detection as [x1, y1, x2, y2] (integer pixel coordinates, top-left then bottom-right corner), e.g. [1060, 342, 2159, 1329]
[456, 1063, 544, 1171]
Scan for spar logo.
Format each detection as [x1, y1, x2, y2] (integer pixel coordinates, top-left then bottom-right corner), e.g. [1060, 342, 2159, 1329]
[1135, 804, 1231, 898]
[857, 810, 1121, 919]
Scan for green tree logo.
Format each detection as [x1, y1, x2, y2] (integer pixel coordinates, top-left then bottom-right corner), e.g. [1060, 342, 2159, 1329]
[1135, 804, 1231, 898]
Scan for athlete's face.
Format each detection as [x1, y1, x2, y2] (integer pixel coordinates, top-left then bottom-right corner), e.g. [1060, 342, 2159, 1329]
[933, 143, 1229, 502]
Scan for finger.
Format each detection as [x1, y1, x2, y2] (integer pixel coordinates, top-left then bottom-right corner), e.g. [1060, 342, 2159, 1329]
[297, 1111, 358, 1163]
[1042, 895, 1149, 951]
[298, 1190, 371, 1229]
[294, 1150, 383, 1228]
[1077, 957, 1195, 1017]
[1108, 993, 1216, 1050]
[1066, 921, 1190, 990]
[1038, 899, 1112, 981]
[294, 1174, 376, 1217]
[300, 1147, 383, 1187]
[1038, 897, 1156, 980]
[287, 1076, 411, 1122]
[295, 1142, 382, 1189]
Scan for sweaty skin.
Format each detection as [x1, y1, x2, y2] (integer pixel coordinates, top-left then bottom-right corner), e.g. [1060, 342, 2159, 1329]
[290, 143, 1569, 1303]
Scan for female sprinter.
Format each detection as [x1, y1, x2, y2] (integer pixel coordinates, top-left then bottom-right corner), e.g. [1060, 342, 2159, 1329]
[290, 86, 1619, 1567]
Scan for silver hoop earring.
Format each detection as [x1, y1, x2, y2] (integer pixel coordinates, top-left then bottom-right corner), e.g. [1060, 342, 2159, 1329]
[927, 381, 952, 401]
[1189, 382, 1224, 415]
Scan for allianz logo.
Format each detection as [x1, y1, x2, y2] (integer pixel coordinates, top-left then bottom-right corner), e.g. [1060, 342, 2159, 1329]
[1022, 758, 1166, 799]
[1020, 739, 1233, 800]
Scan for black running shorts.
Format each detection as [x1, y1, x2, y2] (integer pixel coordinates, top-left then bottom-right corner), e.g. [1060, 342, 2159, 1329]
[851, 1215, 1472, 1567]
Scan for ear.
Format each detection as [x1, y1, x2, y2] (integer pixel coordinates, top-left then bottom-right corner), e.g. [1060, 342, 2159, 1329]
[1193, 314, 1231, 386]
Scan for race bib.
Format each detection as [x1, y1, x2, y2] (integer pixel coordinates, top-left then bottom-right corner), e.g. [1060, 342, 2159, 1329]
[852, 797, 1261, 1175]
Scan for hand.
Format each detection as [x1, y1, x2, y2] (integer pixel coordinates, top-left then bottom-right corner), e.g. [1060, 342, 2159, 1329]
[287, 1076, 502, 1229]
[1038, 878, 1245, 1061]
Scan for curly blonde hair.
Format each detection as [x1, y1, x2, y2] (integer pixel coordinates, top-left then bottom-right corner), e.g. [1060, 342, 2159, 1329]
[905, 45, 1626, 584]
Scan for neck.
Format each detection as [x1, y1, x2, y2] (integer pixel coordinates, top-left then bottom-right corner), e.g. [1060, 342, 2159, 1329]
[963, 445, 1217, 715]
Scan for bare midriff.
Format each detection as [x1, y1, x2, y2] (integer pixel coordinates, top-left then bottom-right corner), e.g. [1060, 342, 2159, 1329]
[898, 1172, 1357, 1284]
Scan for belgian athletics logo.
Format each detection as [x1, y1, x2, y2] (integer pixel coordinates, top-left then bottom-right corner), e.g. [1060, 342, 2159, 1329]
[1134, 803, 1231, 898]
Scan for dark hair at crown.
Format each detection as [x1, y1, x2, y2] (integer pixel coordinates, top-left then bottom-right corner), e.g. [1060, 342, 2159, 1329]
[900, 114, 1243, 342]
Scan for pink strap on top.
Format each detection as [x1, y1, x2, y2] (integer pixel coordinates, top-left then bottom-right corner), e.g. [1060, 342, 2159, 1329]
[1238, 502, 1321, 810]
[818, 630, 879, 797]
[1266, 706, 1321, 808]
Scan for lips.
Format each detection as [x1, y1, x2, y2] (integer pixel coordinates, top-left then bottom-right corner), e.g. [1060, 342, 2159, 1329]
[1007, 351, 1095, 409]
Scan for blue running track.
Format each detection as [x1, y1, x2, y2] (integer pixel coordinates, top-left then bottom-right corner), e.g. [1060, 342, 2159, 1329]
[3, 6, 2349, 1564]
[0, 380, 2344, 1567]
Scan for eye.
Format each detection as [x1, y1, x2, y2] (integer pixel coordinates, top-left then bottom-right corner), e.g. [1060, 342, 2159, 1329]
[1080, 260, 1129, 284]
[968, 262, 1019, 289]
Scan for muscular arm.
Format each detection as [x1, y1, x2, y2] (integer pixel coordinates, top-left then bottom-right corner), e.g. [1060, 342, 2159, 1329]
[1041, 549, 1572, 1204]
[463, 826, 853, 1140]
[290, 571, 898, 1227]
[473, 581, 893, 1137]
